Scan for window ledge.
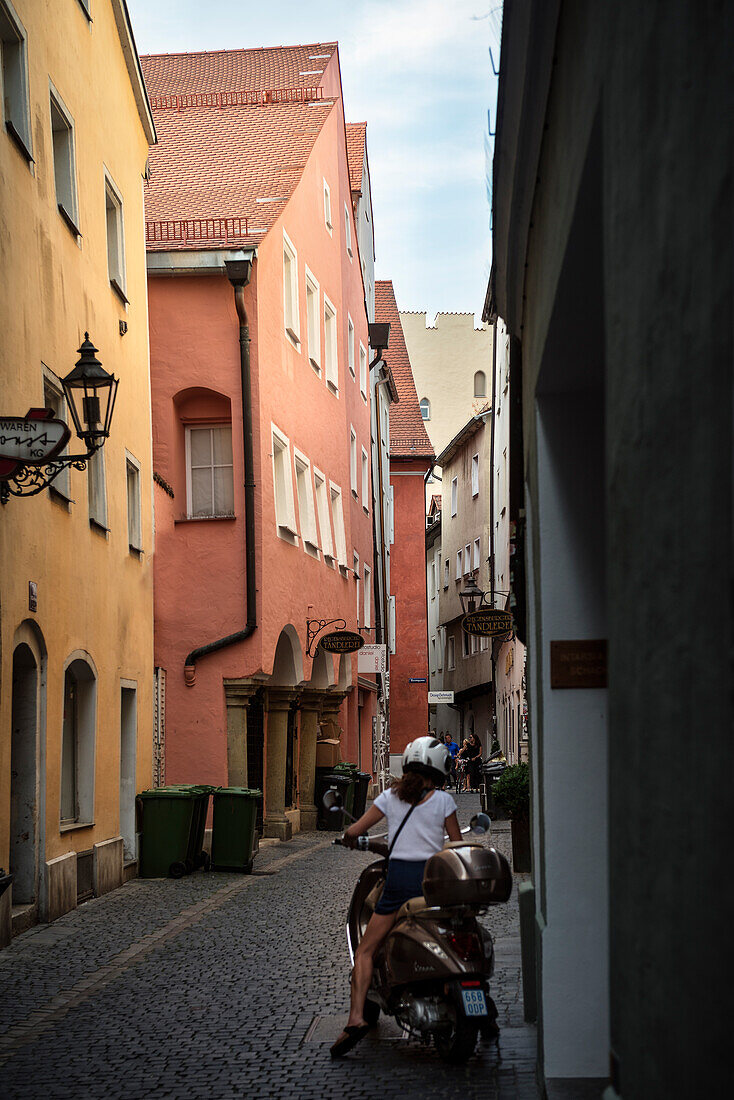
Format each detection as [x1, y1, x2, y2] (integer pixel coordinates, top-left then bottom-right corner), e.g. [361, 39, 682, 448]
[60, 820, 94, 833]
[110, 278, 129, 305]
[286, 327, 301, 348]
[363, 505, 370, 515]
[90, 517, 110, 535]
[76, 0, 92, 21]
[174, 514, 236, 524]
[6, 120, 34, 164]
[309, 357, 321, 374]
[58, 204, 82, 238]
[129, 544, 144, 558]
[49, 484, 72, 509]
[326, 380, 339, 397]
[351, 488, 359, 499]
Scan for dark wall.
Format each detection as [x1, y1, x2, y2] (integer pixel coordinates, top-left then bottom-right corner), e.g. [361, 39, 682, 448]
[603, 3, 733, 1095]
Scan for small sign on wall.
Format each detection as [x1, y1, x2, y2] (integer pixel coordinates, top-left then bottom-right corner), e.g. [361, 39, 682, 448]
[358, 644, 387, 673]
[28, 581, 37, 613]
[550, 640, 607, 689]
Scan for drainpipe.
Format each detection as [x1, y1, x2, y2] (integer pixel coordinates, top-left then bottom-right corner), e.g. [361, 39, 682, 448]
[184, 260, 257, 683]
[488, 319, 498, 737]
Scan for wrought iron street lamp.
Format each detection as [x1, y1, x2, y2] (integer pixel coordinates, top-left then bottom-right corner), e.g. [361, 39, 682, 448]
[0, 333, 118, 503]
[459, 573, 486, 616]
[61, 333, 119, 448]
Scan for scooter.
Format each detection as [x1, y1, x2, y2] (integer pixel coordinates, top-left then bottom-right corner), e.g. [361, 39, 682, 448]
[324, 790, 513, 1063]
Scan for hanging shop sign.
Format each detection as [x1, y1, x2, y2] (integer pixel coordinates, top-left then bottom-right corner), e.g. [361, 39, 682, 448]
[462, 608, 514, 637]
[358, 644, 387, 673]
[428, 690, 454, 703]
[319, 630, 365, 654]
[0, 411, 71, 479]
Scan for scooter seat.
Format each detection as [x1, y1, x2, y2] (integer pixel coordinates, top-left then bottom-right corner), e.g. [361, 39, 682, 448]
[443, 840, 484, 849]
[396, 895, 429, 918]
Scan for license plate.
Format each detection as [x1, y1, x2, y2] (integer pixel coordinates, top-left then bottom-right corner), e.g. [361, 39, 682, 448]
[460, 988, 488, 1017]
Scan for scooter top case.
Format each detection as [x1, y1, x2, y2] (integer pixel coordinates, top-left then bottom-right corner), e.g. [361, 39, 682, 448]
[423, 844, 512, 909]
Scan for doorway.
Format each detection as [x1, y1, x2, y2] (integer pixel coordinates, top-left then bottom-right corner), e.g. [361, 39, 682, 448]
[120, 685, 137, 861]
[10, 644, 38, 905]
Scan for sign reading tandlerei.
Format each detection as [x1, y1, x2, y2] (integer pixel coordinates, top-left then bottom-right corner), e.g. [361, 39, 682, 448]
[462, 608, 514, 637]
[319, 630, 365, 654]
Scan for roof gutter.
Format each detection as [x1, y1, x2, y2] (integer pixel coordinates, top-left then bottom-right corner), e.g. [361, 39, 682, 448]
[183, 259, 257, 682]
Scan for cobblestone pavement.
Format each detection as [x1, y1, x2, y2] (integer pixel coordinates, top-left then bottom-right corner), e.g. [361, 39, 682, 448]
[0, 793, 539, 1099]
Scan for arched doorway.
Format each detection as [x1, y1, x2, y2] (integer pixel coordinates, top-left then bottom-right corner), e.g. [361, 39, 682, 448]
[11, 644, 38, 904]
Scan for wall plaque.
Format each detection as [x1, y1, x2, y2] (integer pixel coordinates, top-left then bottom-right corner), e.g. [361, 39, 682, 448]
[550, 640, 607, 689]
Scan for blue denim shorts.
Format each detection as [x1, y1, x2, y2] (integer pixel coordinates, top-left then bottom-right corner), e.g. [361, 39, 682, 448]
[374, 859, 427, 914]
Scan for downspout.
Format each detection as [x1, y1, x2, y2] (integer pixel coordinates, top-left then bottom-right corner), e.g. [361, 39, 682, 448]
[184, 260, 257, 682]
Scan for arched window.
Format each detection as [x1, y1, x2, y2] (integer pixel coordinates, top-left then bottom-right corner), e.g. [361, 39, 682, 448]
[61, 656, 97, 826]
[419, 398, 431, 420]
[474, 371, 486, 398]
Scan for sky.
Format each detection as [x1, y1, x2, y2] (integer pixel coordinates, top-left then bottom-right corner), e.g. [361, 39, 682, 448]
[126, 0, 502, 319]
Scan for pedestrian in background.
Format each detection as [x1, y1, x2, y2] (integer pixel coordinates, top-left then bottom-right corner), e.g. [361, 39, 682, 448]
[443, 731, 459, 790]
[466, 731, 483, 792]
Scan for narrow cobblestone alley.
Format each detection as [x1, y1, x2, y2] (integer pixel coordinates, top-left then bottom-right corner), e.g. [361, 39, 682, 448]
[0, 795, 538, 1100]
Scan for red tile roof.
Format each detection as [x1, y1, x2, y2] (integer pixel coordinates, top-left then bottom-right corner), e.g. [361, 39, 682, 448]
[345, 122, 366, 195]
[140, 46, 338, 250]
[142, 44, 337, 98]
[375, 281, 435, 460]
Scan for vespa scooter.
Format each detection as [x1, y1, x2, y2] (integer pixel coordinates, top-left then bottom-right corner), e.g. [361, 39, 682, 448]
[325, 790, 512, 1063]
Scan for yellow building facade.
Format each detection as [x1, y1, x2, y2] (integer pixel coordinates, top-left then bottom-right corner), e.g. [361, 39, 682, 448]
[0, 0, 155, 943]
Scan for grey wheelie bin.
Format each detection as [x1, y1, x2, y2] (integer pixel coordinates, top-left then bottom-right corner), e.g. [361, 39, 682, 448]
[352, 772, 371, 820]
[210, 788, 262, 872]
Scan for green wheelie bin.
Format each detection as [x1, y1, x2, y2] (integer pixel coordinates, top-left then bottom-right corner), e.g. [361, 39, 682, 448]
[137, 788, 196, 879]
[210, 788, 262, 872]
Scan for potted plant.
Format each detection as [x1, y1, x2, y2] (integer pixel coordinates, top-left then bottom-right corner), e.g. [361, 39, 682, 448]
[491, 762, 531, 872]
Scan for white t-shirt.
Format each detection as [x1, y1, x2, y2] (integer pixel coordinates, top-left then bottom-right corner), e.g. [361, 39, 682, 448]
[372, 787, 457, 861]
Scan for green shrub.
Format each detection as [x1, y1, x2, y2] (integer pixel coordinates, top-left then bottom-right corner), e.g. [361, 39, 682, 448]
[492, 762, 529, 820]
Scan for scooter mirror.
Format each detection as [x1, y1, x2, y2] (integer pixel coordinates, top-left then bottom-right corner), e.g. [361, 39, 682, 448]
[322, 788, 344, 812]
[469, 812, 491, 835]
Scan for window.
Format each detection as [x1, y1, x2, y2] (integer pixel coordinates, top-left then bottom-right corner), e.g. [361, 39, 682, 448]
[361, 447, 369, 511]
[363, 564, 371, 628]
[471, 633, 480, 655]
[126, 453, 142, 552]
[354, 552, 360, 624]
[324, 295, 338, 392]
[87, 445, 107, 529]
[186, 425, 234, 518]
[359, 342, 368, 401]
[443, 559, 449, 588]
[471, 453, 479, 496]
[330, 482, 347, 567]
[430, 559, 436, 598]
[451, 477, 458, 517]
[462, 629, 470, 658]
[0, 2, 32, 158]
[61, 659, 96, 826]
[271, 425, 298, 537]
[388, 484, 394, 544]
[419, 398, 430, 420]
[305, 267, 320, 371]
[389, 594, 396, 654]
[323, 178, 332, 232]
[447, 635, 455, 670]
[438, 627, 445, 670]
[464, 544, 471, 575]
[344, 201, 353, 258]
[431, 638, 436, 673]
[43, 369, 71, 500]
[314, 468, 334, 560]
[348, 315, 355, 378]
[294, 449, 318, 551]
[480, 634, 489, 652]
[473, 537, 481, 570]
[474, 370, 486, 398]
[49, 90, 79, 233]
[105, 174, 126, 300]
[455, 551, 462, 580]
[282, 230, 299, 345]
[350, 427, 358, 495]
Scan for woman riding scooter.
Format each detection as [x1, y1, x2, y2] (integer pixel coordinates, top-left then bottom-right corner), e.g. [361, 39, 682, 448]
[331, 736, 462, 1058]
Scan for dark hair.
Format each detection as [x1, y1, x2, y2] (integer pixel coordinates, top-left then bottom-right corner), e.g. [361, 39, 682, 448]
[392, 769, 434, 805]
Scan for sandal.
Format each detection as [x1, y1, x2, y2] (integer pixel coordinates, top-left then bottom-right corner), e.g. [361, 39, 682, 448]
[330, 1024, 370, 1059]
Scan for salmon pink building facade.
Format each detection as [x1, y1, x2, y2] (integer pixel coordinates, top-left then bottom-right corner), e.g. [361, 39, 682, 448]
[143, 44, 376, 838]
[374, 282, 434, 770]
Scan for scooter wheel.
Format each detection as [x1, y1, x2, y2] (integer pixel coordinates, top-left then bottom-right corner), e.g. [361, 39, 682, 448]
[434, 1016, 479, 1064]
[363, 998, 380, 1027]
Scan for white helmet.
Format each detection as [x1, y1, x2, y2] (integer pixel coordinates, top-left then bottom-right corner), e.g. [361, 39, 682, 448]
[402, 735, 451, 783]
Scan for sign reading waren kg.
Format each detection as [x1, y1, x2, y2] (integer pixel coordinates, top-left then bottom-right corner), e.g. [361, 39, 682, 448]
[462, 608, 514, 637]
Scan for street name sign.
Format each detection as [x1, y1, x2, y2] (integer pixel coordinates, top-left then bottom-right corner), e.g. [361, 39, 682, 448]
[462, 608, 514, 637]
[358, 644, 386, 673]
[319, 630, 365, 654]
[428, 690, 454, 703]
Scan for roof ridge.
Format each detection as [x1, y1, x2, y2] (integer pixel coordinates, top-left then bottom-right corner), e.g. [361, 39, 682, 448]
[141, 43, 338, 61]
